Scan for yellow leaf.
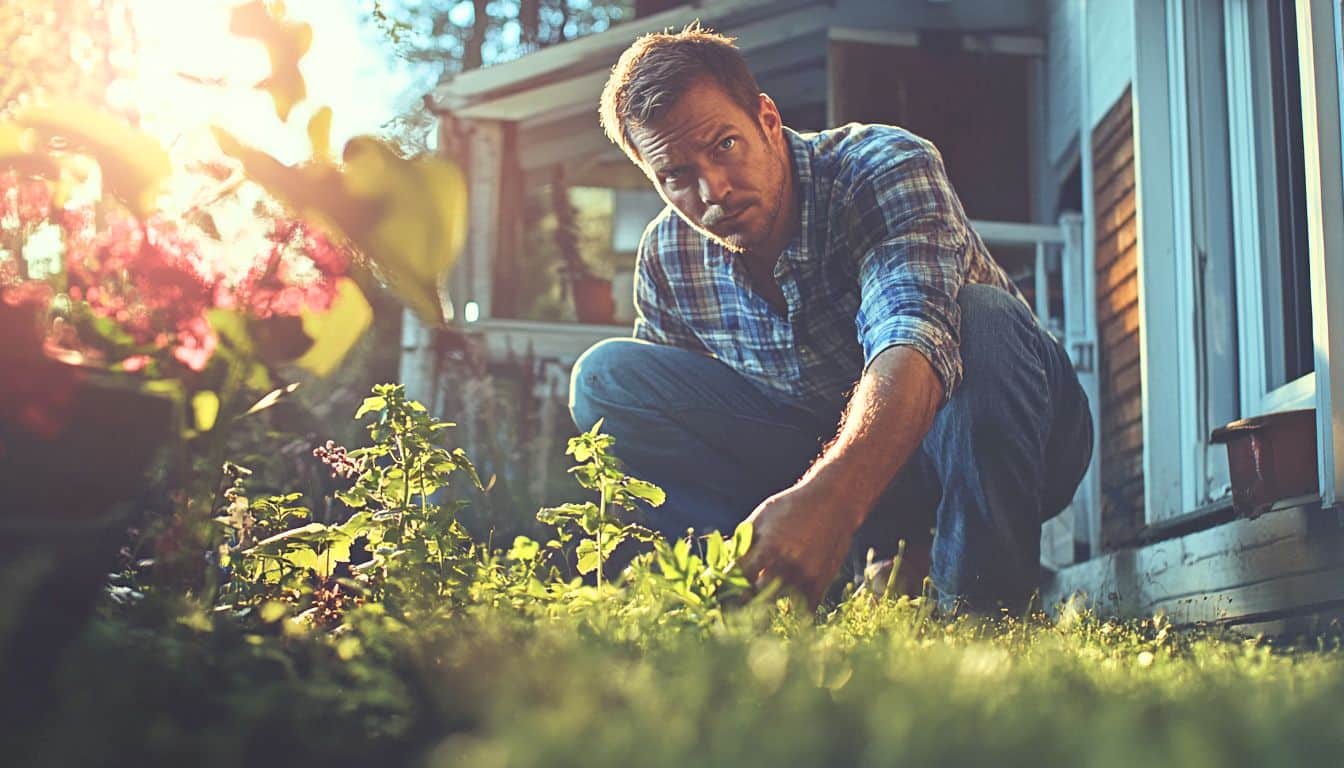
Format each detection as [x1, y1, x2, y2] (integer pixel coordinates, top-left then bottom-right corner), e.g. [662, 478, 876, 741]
[307, 106, 333, 163]
[230, 0, 312, 121]
[415, 154, 469, 278]
[212, 127, 378, 240]
[215, 128, 467, 326]
[15, 101, 171, 217]
[0, 122, 35, 158]
[192, 390, 220, 432]
[295, 277, 372, 377]
[341, 138, 467, 324]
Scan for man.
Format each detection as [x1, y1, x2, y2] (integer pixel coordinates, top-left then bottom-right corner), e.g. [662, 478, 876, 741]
[570, 25, 1093, 612]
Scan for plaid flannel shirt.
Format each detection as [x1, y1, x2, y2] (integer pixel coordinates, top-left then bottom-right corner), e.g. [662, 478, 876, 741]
[631, 124, 1031, 409]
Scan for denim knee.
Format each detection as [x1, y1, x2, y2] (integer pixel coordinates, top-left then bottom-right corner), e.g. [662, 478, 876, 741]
[949, 285, 1046, 419]
[569, 338, 633, 432]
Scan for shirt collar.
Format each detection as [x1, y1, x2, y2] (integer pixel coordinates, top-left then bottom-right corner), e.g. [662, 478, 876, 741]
[701, 127, 816, 269]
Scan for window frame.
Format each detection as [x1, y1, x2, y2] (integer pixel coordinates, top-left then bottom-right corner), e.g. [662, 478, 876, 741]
[1294, 0, 1344, 506]
[1226, 0, 1318, 419]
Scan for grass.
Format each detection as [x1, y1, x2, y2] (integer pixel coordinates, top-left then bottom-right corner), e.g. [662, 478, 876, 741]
[15, 592, 1344, 768]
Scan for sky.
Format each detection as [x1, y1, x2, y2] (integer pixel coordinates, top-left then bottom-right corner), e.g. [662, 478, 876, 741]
[119, 0, 421, 165]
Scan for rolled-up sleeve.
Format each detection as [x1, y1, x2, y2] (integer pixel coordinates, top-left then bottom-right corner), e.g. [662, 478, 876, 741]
[849, 148, 969, 404]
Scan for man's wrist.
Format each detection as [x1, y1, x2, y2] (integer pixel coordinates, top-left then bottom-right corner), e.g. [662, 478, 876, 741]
[796, 460, 881, 534]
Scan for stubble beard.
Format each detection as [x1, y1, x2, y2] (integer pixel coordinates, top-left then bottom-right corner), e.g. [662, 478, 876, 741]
[699, 149, 788, 256]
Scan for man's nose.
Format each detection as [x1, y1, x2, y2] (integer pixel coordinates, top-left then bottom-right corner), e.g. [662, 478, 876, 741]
[698, 168, 731, 206]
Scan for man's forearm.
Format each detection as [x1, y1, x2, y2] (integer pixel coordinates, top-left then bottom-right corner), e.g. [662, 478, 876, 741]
[799, 345, 944, 530]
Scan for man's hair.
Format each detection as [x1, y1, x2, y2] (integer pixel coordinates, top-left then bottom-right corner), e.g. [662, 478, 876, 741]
[599, 22, 762, 163]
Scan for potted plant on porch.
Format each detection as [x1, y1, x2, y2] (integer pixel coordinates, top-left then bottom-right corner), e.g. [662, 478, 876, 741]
[551, 168, 615, 324]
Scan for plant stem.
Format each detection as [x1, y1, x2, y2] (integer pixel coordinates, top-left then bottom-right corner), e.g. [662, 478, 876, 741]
[596, 479, 607, 591]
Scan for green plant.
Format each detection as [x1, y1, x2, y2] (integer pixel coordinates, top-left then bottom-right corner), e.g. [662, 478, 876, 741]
[215, 384, 484, 627]
[536, 419, 664, 588]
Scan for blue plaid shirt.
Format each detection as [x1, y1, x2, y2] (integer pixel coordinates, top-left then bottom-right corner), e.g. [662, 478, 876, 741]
[632, 123, 1030, 409]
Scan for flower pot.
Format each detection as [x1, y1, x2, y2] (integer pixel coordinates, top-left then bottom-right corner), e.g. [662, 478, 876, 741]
[0, 369, 181, 712]
[1210, 408, 1318, 519]
[572, 276, 615, 325]
[611, 270, 636, 324]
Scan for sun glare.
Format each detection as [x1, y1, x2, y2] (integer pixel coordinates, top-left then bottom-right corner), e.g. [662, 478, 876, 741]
[73, 1, 417, 280]
[115, 0, 409, 165]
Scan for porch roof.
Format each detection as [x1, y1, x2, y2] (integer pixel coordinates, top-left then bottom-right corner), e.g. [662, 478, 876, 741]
[427, 0, 1046, 132]
[427, 0, 814, 123]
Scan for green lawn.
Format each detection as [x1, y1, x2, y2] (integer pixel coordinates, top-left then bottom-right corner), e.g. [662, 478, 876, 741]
[11, 385, 1344, 767]
[19, 593, 1344, 768]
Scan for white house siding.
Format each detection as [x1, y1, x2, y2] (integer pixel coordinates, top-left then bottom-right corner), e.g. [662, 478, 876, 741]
[1045, 0, 1082, 169]
[1085, 0, 1134, 130]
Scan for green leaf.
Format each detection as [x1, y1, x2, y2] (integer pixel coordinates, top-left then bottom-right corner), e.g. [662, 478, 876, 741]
[569, 440, 592, 464]
[537, 502, 596, 526]
[452, 448, 485, 491]
[315, 536, 352, 580]
[624, 478, 665, 507]
[705, 530, 724, 568]
[254, 522, 329, 550]
[355, 396, 386, 419]
[259, 600, 287, 623]
[285, 549, 319, 573]
[576, 538, 600, 575]
[673, 538, 691, 573]
[294, 277, 372, 377]
[732, 521, 753, 557]
[575, 535, 618, 576]
[507, 535, 539, 563]
[335, 636, 362, 660]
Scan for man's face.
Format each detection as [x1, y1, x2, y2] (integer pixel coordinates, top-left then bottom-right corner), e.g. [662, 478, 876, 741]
[628, 79, 790, 254]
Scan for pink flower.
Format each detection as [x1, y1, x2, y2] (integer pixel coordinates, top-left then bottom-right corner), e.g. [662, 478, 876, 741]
[171, 315, 217, 372]
[17, 179, 52, 224]
[120, 354, 150, 372]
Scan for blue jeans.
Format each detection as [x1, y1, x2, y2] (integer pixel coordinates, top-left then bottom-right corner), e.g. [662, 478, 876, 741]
[568, 285, 1093, 611]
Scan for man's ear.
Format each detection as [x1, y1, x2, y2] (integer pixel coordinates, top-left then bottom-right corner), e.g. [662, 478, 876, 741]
[757, 92, 782, 136]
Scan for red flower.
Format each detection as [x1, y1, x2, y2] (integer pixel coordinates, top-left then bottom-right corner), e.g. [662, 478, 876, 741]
[0, 171, 56, 228]
[231, 219, 350, 319]
[61, 210, 224, 371]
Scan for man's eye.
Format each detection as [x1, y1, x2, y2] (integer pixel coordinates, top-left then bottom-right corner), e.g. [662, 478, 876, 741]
[718, 137, 736, 151]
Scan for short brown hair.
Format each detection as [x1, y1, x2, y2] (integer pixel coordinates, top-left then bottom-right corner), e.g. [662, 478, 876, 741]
[599, 22, 762, 162]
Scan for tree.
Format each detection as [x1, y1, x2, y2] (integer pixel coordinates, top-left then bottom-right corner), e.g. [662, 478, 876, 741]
[365, 0, 630, 82]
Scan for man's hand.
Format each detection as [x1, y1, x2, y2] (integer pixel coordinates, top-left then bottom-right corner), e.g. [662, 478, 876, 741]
[738, 346, 943, 609]
[738, 478, 864, 608]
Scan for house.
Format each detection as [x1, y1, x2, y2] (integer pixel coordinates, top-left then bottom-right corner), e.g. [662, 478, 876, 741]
[407, 0, 1344, 633]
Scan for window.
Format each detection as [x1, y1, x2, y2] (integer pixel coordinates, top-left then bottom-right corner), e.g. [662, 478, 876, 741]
[1259, 0, 1314, 391]
[1139, 0, 1323, 519]
[1228, 0, 1317, 416]
[1143, 0, 1344, 515]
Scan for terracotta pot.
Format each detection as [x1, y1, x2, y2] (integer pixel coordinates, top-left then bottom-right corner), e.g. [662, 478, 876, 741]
[572, 276, 615, 325]
[0, 371, 180, 717]
[1210, 408, 1318, 518]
